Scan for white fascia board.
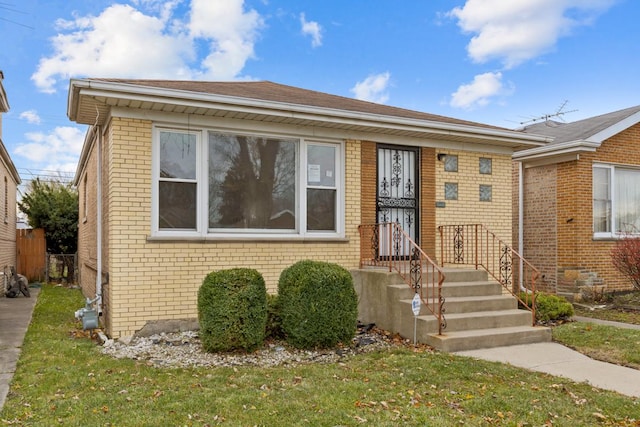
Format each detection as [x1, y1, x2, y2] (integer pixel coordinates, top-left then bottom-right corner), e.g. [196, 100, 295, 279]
[69, 79, 550, 147]
[586, 110, 640, 144]
[513, 140, 599, 162]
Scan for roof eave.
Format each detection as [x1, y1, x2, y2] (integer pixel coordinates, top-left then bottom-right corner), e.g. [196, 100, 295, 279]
[513, 140, 600, 164]
[586, 110, 640, 144]
[68, 78, 550, 148]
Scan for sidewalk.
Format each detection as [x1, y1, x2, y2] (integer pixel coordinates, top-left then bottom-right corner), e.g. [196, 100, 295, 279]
[0, 288, 39, 410]
[456, 319, 640, 398]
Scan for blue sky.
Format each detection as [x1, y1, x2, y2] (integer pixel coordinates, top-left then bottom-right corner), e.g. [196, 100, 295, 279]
[1, 0, 638, 191]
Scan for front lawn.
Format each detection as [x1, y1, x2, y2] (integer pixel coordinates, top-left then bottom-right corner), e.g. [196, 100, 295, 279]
[574, 291, 640, 325]
[2, 284, 639, 426]
[553, 322, 640, 369]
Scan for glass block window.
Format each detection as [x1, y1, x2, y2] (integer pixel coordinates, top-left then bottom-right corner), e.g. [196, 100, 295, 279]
[445, 182, 458, 200]
[479, 184, 492, 202]
[444, 155, 458, 172]
[479, 157, 492, 174]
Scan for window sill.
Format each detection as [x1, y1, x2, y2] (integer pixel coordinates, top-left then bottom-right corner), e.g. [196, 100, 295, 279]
[593, 234, 640, 241]
[146, 235, 350, 243]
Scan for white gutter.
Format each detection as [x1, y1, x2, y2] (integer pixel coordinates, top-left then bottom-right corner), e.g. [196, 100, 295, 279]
[513, 140, 599, 162]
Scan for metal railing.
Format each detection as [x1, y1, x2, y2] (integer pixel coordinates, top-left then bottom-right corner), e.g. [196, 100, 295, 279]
[358, 222, 446, 334]
[438, 224, 538, 325]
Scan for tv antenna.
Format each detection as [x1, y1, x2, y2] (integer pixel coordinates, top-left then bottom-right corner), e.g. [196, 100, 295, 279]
[519, 100, 577, 125]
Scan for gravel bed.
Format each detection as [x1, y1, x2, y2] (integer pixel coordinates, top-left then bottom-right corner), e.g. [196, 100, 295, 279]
[101, 326, 426, 369]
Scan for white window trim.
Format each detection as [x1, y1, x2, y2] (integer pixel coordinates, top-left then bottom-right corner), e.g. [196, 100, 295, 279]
[152, 127, 203, 239]
[151, 125, 345, 240]
[593, 163, 640, 239]
[302, 140, 344, 238]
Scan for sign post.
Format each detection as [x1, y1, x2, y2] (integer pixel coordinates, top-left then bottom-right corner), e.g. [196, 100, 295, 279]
[411, 293, 421, 345]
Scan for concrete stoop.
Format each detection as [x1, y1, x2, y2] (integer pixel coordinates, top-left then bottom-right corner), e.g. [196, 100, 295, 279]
[352, 267, 551, 352]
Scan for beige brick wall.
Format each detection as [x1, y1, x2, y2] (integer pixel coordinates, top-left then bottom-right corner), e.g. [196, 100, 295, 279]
[77, 116, 526, 337]
[81, 117, 363, 337]
[435, 150, 513, 242]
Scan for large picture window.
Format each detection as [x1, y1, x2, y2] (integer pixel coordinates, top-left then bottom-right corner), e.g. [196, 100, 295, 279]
[593, 164, 640, 237]
[208, 133, 297, 231]
[153, 127, 343, 238]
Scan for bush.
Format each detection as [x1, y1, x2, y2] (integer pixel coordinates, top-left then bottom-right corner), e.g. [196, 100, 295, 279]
[521, 292, 574, 322]
[198, 268, 267, 353]
[611, 236, 640, 291]
[278, 260, 358, 349]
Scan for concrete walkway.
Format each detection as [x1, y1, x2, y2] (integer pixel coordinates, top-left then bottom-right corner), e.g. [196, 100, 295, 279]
[0, 288, 39, 410]
[456, 338, 640, 398]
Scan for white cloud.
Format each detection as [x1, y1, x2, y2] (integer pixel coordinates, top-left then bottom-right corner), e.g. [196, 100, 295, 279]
[189, 0, 264, 79]
[449, 0, 615, 68]
[300, 13, 322, 47]
[350, 72, 391, 104]
[31, 0, 263, 93]
[13, 126, 85, 170]
[450, 72, 509, 109]
[19, 110, 41, 125]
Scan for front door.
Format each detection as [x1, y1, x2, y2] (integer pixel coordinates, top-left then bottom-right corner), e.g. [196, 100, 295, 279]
[376, 146, 419, 257]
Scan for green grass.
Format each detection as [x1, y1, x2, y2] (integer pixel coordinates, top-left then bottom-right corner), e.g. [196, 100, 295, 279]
[553, 322, 640, 370]
[574, 291, 640, 325]
[2, 284, 639, 426]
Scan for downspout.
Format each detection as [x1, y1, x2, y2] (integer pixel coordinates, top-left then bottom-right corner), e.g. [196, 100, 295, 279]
[518, 161, 526, 292]
[95, 124, 103, 313]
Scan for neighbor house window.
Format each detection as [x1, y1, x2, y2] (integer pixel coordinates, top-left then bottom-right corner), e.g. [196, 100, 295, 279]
[153, 127, 343, 238]
[3, 176, 7, 223]
[82, 173, 88, 222]
[593, 164, 640, 237]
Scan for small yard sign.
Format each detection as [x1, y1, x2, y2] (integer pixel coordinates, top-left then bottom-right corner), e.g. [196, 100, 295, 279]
[411, 293, 421, 316]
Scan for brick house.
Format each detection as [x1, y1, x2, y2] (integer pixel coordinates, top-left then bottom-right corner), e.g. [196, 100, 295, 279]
[0, 72, 22, 273]
[68, 79, 548, 338]
[514, 105, 640, 297]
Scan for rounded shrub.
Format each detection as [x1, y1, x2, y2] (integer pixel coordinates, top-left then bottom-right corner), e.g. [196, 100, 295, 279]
[535, 293, 574, 322]
[198, 268, 267, 353]
[278, 260, 358, 349]
[521, 292, 574, 322]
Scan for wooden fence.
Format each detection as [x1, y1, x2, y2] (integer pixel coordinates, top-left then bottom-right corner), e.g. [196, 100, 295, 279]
[16, 228, 46, 282]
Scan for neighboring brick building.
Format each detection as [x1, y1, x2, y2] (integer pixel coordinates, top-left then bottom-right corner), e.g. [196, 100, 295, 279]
[68, 79, 547, 338]
[514, 105, 640, 297]
[0, 72, 22, 274]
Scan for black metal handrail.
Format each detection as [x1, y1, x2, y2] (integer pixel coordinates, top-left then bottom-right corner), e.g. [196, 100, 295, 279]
[438, 224, 538, 325]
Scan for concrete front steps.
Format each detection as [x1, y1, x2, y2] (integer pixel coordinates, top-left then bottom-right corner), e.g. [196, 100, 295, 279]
[352, 267, 551, 352]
